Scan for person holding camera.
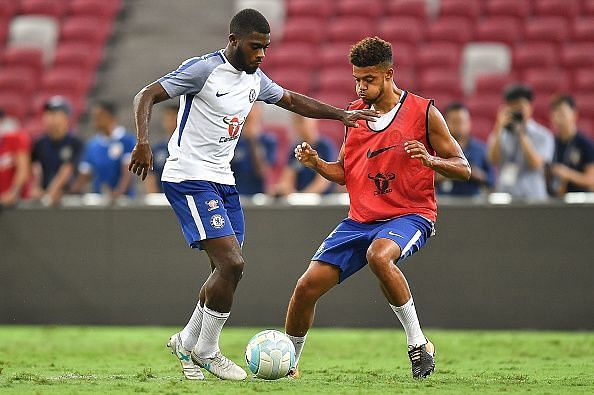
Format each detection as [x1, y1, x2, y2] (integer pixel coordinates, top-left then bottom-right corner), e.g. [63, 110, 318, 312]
[487, 84, 554, 201]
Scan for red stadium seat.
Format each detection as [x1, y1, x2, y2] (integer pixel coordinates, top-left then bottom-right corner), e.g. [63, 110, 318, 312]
[573, 68, 594, 93]
[524, 18, 569, 44]
[534, 0, 580, 19]
[0, 68, 37, 96]
[575, 94, 594, 119]
[561, 44, 594, 68]
[1, 47, 43, 78]
[327, 17, 374, 44]
[266, 68, 312, 95]
[286, 0, 334, 20]
[471, 116, 496, 142]
[485, 0, 531, 22]
[262, 43, 317, 70]
[0, 17, 8, 48]
[531, 95, 552, 125]
[318, 68, 355, 96]
[466, 94, 502, 119]
[336, 0, 384, 19]
[32, 91, 85, 118]
[20, 0, 68, 18]
[395, 67, 416, 90]
[68, 0, 121, 19]
[426, 17, 474, 44]
[315, 90, 355, 108]
[378, 17, 425, 45]
[584, 0, 594, 15]
[319, 43, 353, 69]
[318, 120, 345, 150]
[0, 0, 18, 20]
[572, 18, 594, 42]
[53, 42, 103, 70]
[391, 43, 416, 68]
[426, 92, 457, 111]
[577, 118, 594, 139]
[23, 116, 45, 137]
[523, 69, 570, 96]
[60, 16, 112, 45]
[0, 93, 28, 121]
[418, 69, 463, 97]
[42, 67, 91, 95]
[416, 43, 461, 71]
[513, 43, 558, 70]
[475, 18, 523, 46]
[439, 0, 482, 22]
[281, 17, 325, 45]
[475, 73, 518, 95]
[386, 0, 427, 20]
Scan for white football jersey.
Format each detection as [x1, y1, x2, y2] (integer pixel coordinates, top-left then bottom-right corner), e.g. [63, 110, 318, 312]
[158, 50, 284, 185]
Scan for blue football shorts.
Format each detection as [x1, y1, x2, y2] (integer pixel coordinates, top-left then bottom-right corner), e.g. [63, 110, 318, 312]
[162, 180, 245, 250]
[312, 214, 435, 283]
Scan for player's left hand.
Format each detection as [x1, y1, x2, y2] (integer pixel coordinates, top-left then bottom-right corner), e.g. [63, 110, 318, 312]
[405, 140, 435, 169]
[129, 142, 153, 181]
[341, 109, 380, 127]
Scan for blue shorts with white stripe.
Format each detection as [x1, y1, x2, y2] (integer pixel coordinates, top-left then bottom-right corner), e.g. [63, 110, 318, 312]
[162, 180, 244, 250]
[312, 214, 434, 283]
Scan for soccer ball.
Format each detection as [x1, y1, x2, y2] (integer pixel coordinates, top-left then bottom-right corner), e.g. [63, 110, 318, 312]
[245, 329, 296, 380]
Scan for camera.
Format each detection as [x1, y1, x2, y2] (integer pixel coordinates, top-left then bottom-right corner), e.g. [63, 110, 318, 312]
[505, 111, 524, 132]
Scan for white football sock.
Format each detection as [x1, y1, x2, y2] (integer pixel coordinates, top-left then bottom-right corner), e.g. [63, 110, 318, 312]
[179, 301, 203, 350]
[286, 333, 307, 366]
[390, 297, 426, 348]
[194, 306, 230, 358]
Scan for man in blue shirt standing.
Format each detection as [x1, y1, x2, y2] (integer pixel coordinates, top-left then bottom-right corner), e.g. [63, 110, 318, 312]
[146, 103, 178, 193]
[72, 101, 135, 198]
[230, 103, 276, 195]
[437, 102, 495, 196]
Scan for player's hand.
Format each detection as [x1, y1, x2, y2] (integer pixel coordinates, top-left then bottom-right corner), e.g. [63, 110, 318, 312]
[341, 109, 380, 127]
[405, 140, 435, 169]
[129, 142, 153, 181]
[295, 142, 319, 169]
[494, 106, 512, 133]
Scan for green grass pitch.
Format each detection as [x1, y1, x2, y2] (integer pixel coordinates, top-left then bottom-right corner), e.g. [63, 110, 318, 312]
[0, 326, 593, 394]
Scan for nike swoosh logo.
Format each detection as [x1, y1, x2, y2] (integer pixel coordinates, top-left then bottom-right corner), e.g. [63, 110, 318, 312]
[366, 144, 398, 159]
[216, 91, 230, 97]
[388, 231, 404, 238]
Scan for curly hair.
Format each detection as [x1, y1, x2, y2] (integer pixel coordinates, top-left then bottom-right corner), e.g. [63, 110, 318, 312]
[349, 36, 392, 68]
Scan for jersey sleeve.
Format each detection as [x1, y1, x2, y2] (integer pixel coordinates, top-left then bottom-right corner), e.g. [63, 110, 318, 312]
[158, 53, 224, 98]
[78, 142, 94, 174]
[256, 69, 284, 104]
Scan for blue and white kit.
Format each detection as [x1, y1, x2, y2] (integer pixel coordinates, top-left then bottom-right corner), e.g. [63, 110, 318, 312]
[158, 49, 284, 248]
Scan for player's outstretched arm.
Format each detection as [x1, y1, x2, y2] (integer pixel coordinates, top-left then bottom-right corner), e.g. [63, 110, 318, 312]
[405, 105, 471, 181]
[129, 82, 170, 180]
[295, 142, 346, 185]
[276, 90, 379, 127]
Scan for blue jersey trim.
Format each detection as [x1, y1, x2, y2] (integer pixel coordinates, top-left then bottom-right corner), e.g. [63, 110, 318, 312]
[158, 51, 223, 83]
[177, 94, 194, 146]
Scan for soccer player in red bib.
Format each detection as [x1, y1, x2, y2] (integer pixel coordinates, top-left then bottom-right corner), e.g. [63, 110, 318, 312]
[284, 37, 471, 379]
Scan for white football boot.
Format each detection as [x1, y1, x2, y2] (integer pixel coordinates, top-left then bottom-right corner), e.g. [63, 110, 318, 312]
[191, 350, 247, 380]
[167, 333, 205, 380]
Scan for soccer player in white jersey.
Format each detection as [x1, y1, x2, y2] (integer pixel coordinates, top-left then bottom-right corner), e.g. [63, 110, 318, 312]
[129, 9, 378, 381]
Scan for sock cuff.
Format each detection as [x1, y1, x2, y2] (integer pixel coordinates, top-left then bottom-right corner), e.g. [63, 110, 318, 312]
[286, 333, 307, 343]
[203, 306, 230, 319]
[390, 297, 414, 312]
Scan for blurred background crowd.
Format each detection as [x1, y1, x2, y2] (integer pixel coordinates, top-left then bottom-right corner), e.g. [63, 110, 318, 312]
[1, 0, 594, 207]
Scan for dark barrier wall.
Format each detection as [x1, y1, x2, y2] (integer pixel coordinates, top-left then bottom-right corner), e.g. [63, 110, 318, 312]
[1, 205, 593, 329]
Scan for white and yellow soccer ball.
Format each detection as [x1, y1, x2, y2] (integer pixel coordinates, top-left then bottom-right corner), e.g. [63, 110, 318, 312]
[245, 329, 296, 380]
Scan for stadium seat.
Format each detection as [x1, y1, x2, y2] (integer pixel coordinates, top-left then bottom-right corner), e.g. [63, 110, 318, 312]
[513, 43, 558, 70]
[0, 17, 8, 47]
[42, 67, 91, 95]
[575, 94, 594, 119]
[584, 0, 594, 15]
[0, 93, 28, 122]
[395, 67, 416, 90]
[8, 16, 59, 64]
[524, 18, 569, 44]
[53, 42, 103, 70]
[318, 68, 356, 96]
[327, 17, 374, 44]
[533, 0, 580, 19]
[426, 92, 456, 111]
[0, 47, 44, 79]
[0, 68, 37, 96]
[561, 44, 594, 68]
[68, 0, 121, 19]
[577, 119, 593, 140]
[462, 43, 511, 94]
[60, 16, 112, 45]
[318, 119, 345, 150]
[315, 90, 355, 109]
[386, 0, 427, 21]
[390, 43, 416, 68]
[523, 69, 570, 96]
[19, 0, 68, 18]
[416, 43, 461, 71]
[485, 0, 531, 23]
[23, 116, 45, 137]
[418, 69, 463, 97]
[262, 43, 317, 70]
[266, 68, 312, 95]
[466, 94, 502, 119]
[471, 116, 496, 142]
[0, 0, 17, 20]
[281, 17, 325, 45]
[319, 43, 353, 69]
[336, 0, 384, 19]
[261, 123, 290, 182]
[286, 0, 334, 20]
[531, 95, 552, 125]
[426, 17, 474, 44]
[573, 68, 594, 93]
[438, 0, 481, 22]
[475, 18, 523, 46]
[474, 73, 518, 95]
[378, 17, 425, 45]
[572, 18, 594, 42]
[32, 91, 85, 118]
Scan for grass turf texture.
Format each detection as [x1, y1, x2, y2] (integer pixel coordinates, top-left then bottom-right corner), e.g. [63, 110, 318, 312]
[0, 327, 592, 394]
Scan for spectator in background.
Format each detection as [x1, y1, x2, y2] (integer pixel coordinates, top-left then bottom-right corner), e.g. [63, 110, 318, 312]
[0, 108, 31, 207]
[230, 103, 276, 195]
[272, 114, 335, 196]
[146, 103, 178, 193]
[71, 101, 135, 198]
[437, 102, 495, 197]
[487, 84, 554, 201]
[548, 95, 594, 195]
[31, 97, 83, 206]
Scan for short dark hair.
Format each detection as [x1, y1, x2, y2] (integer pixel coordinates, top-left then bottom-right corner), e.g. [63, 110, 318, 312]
[230, 8, 270, 37]
[95, 100, 117, 116]
[504, 84, 533, 103]
[444, 102, 468, 115]
[550, 94, 576, 110]
[349, 36, 393, 68]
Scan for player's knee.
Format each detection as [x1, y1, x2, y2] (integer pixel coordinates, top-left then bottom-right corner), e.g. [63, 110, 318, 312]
[366, 247, 394, 274]
[219, 254, 245, 282]
[293, 275, 320, 303]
